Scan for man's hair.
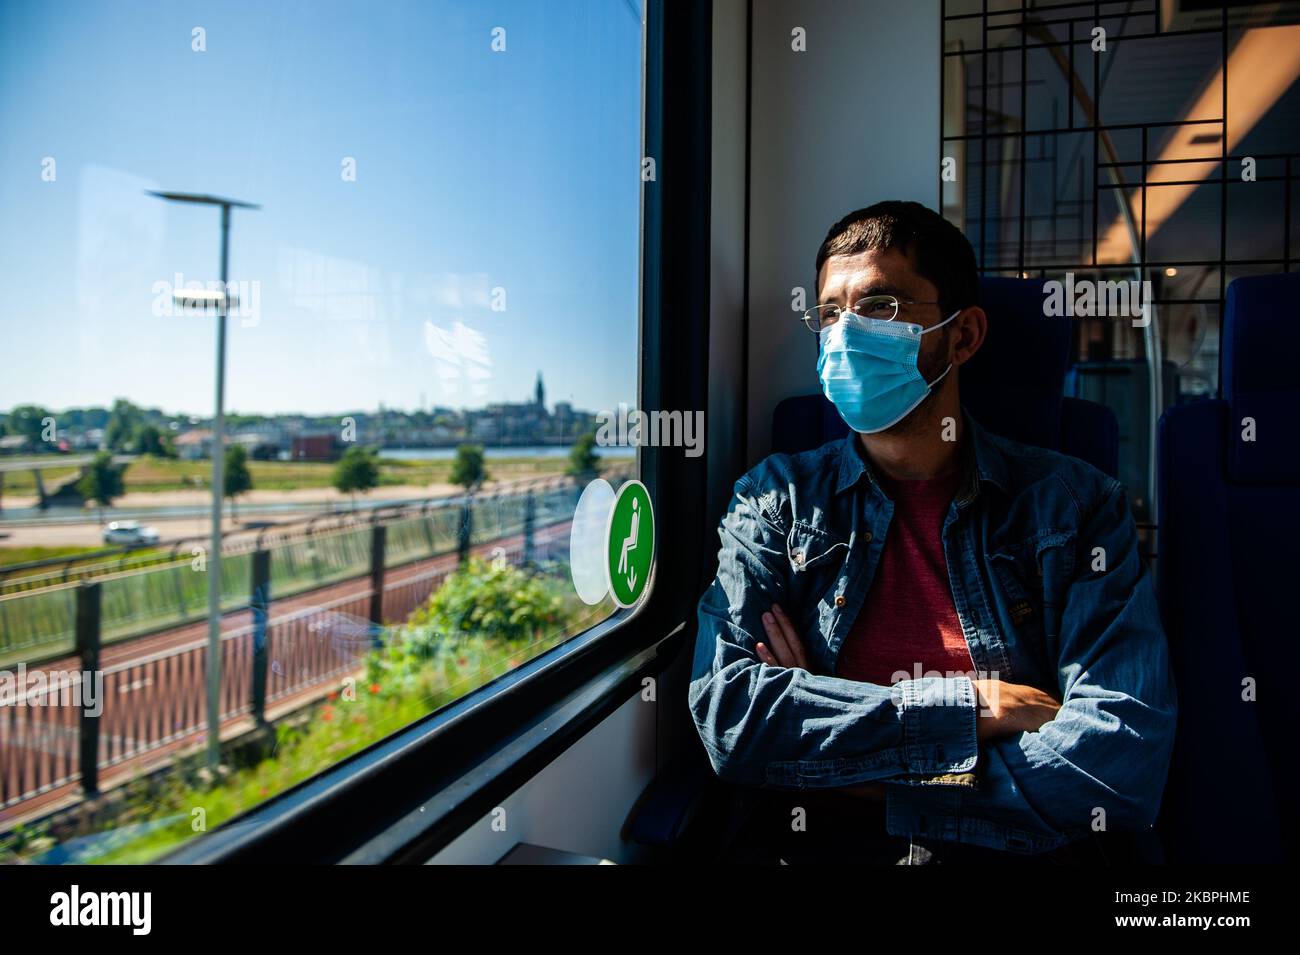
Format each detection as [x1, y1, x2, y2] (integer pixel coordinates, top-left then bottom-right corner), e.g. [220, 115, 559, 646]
[814, 200, 979, 314]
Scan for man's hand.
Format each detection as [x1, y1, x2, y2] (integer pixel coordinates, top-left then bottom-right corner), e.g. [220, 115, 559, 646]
[756, 605, 883, 800]
[972, 679, 1061, 741]
[755, 603, 811, 671]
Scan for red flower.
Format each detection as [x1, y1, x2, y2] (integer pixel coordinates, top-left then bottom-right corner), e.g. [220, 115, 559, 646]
[327, 690, 338, 702]
[369, 682, 381, 694]
[321, 705, 335, 722]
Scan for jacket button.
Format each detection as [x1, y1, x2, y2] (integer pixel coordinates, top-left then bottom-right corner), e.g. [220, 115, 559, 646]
[863, 532, 873, 543]
[834, 595, 846, 608]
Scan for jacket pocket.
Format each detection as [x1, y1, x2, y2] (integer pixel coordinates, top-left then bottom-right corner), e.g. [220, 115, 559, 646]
[988, 531, 1075, 649]
[785, 521, 849, 574]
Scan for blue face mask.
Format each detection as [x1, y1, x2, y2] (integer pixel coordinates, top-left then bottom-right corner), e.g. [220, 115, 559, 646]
[816, 310, 959, 434]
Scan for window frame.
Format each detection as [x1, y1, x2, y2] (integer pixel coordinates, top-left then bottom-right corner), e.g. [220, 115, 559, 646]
[164, 0, 713, 865]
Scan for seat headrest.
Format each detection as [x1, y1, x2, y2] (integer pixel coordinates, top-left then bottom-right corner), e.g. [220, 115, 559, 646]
[1223, 272, 1300, 483]
[963, 277, 1070, 450]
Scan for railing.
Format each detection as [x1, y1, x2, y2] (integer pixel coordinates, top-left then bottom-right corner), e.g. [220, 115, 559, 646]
[0, 510, 574, 813]
[0, 471, 596, 595]
[0, 473, 610, 666]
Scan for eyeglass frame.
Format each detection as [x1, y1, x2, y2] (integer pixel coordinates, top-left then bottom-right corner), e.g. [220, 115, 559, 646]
[800, 294, 949, 333]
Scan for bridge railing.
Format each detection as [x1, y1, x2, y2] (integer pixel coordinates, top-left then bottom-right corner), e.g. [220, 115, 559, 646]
[0, 473, 611, 668]
[0, 490, 588, 813]
[0, 468, 609, 596]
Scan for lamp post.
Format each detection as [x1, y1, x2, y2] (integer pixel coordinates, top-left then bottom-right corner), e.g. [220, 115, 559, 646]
[147, 191, 259, 768]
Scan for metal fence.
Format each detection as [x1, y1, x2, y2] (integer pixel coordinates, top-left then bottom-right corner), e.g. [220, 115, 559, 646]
[0, 477, 590, 666]
[0, 477, 598, 812]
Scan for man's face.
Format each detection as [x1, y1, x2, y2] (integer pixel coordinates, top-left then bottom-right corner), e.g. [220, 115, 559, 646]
[816, 246, 954, 388]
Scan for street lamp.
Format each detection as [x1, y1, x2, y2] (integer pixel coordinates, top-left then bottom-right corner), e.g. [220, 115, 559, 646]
[147, 190, 259, 768]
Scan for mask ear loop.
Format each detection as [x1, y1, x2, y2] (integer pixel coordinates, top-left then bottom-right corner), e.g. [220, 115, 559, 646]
[919, 308, 961, 335]
[919, 308, 962, 387]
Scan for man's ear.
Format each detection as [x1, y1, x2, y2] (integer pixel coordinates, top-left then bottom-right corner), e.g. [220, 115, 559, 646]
[950, 306, 987, 367]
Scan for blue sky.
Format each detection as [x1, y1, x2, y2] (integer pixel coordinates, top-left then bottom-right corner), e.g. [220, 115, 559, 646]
[0, 0, 643, 418]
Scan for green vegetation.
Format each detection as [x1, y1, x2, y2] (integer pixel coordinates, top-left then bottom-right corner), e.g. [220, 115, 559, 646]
[567, 431, 600, 479]
[1, 453, 601, 504]
[0, 558, 606, 865]
[332, 445, 380, 506]
[116, 454, 573, 494]
[76, 451, 124, 508]
[134, 423, 176, 458]
[0, 464, 81, 497]
[0, 545, 103, 568]
[1, 404, 54, 445]
[449, 444, 488, 491]
[105, 399, 177, 455]
[223, 444, 253, 519]
[104, 399, 141, 452]
[122, 455, 342, 493]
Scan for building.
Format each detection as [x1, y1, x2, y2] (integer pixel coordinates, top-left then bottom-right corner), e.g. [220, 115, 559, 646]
[0, 434, 31, 455]
[173, 429, 213, 460]
[291, 433, 341, 461]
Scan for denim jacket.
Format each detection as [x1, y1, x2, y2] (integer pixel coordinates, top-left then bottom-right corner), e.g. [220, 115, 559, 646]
[688, 411, 1177, 854]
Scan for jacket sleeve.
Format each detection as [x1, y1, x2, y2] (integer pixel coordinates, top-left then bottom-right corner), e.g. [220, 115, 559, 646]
[886, 479, 1178, 848]
[688, 473, 980, 789]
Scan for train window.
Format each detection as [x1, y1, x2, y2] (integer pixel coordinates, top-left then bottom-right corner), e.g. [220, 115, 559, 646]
[0, 0, 645, 863]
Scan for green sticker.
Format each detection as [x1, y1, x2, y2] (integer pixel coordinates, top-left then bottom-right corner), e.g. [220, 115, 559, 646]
[605, 480, 654, 608]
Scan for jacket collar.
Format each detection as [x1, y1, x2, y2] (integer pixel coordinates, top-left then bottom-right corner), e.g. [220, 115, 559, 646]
[833, 408, 1010, 500]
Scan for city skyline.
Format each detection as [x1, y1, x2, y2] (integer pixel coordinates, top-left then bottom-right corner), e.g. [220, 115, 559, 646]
[0, 370, 595, 421]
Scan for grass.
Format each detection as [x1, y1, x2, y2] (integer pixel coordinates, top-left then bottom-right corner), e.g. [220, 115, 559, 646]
[0, 545, 102, 568]
[119, 454, 576, 494]
[3, 453, 608, 500]
[0, 465, 81, 496]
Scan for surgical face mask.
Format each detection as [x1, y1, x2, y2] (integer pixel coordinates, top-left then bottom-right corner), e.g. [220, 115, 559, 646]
[816, 310, 959, 434]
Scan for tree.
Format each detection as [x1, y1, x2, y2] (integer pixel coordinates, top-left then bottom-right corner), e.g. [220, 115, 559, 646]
[77, 451, 125, 518]
[449, 444, 487, 492]
[105, 399, 144, 453]
[449, 445, 488, 567]
[3, 404, 54, 448]
[566, 431, 600, 480]
[135, 424, 176, 458]
[333, 446, 379, 509]
[223, 444, 253, 521]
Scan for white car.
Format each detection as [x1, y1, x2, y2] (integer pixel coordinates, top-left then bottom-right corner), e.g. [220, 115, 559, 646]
[103, 520, 160, 546]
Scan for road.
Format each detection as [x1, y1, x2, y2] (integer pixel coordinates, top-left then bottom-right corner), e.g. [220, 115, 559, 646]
[0, 477, 544, 546]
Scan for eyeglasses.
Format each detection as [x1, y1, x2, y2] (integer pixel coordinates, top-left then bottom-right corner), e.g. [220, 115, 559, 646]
[801, 295, 944, 333]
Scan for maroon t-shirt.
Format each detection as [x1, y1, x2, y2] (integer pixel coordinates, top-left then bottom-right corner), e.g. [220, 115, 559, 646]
[836, 467, 975, 686]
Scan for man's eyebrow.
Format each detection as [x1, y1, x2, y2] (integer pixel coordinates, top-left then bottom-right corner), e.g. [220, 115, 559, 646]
[850, 282, 908, 300]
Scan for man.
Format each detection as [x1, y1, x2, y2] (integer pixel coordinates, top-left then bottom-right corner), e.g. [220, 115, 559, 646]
[688, 201, 1177, 863]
